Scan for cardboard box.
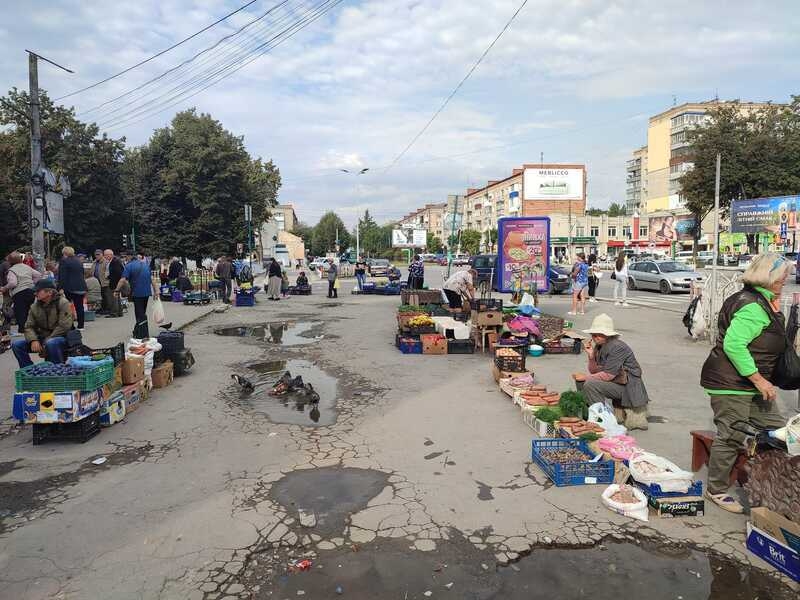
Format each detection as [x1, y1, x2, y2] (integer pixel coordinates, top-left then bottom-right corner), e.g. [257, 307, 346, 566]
[492, 363, 531, 383]
[100, 391, 126, 426]
[151, 361, 174, 389]
[751, 507, 800, 553]
[472, 311, 503, 327]
[13, 390, 101, 424]
[420, 334, 447, 355]
[114, 365, 123, 387]
[121, 356, 145, 385]
[647, 494, 704, 517]
[120, 383, 142, 414]
[746, 522, 800, 583]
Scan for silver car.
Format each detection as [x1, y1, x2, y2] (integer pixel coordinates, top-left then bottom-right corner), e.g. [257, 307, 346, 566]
[627, 260, 704, 294]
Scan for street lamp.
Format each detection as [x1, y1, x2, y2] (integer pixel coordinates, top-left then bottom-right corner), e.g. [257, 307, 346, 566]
[340, 167, 369, 258]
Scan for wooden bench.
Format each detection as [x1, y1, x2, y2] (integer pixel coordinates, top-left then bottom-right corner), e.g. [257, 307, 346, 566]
[690, 430, 749, 486]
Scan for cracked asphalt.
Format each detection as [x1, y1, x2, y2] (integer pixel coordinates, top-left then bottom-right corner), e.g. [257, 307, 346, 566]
[0, 272, 798, 599]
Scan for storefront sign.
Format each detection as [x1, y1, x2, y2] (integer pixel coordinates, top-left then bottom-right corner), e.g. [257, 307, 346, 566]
[719, 232, 748, 254]
[648, 214, 696, 242]
[496, 217, 550, 293]
[731, 195, 800, 234]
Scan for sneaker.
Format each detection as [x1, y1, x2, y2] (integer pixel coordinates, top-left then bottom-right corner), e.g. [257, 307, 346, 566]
[614, 301, 621, 306]
[588, 297, 597, 303]
[622, 302, 630, 307]
[567, 311, 577, 316]
[705, 491, 744, 514]
[579, 311, 586, 315]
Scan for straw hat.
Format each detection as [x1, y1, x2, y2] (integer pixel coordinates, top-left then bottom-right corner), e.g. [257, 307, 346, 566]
[583, 313, 620, 337]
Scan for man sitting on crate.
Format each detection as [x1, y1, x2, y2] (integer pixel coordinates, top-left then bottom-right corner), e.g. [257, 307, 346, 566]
[11, 279, 74, 368]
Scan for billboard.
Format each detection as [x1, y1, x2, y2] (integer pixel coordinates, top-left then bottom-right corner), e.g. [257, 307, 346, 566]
[523, 167, 584, 201]
[730, 195, 800, 235]
[496, 217, 550, 293]
[648, 214, 696, 243]
[43, 191, 64, 235]
[719, 232, 748, 254]
[392, 229, 426, 248]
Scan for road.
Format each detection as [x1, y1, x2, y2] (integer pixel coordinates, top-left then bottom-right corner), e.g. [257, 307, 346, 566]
[0, 271, 797, 599]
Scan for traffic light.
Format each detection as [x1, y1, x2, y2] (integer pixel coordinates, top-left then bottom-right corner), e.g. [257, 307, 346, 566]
[122, 233, 128, 249]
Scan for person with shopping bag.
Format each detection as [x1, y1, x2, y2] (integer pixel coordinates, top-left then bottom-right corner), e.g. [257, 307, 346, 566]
[114, 250, 158, 339]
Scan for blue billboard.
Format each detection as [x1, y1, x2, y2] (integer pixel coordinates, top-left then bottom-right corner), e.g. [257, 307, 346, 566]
[730, 195, 800, 235]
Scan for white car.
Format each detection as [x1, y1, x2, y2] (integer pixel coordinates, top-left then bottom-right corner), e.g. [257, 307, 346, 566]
[308, 258, 328, 271]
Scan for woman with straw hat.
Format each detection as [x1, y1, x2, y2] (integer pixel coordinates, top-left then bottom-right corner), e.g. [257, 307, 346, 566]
[572, 313, 650, 430]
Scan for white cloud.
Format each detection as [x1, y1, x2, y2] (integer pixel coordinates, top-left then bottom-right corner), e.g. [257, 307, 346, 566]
[2, 0, 798, 224]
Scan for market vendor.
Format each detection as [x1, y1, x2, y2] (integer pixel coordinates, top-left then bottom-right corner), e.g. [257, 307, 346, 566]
[296, 271, 309, 287]
[700, 252, 789, 514]
[442, 268, 477, 309]
[571, 313, 650, 431]
[11, 279, 75, 368]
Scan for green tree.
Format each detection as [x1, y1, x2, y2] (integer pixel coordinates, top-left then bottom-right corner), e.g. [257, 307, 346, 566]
[311, 211, 350, 256]
[486, 227, 498, 252]
[293, 222, 314, 247]
[585, 207, 605, 216]
[357, 209, 381, 256]
[608, 203, 626, 217]
[0, 87, 127, 256]
[426, 231, 442, 253]
[460, 229, 482, 254]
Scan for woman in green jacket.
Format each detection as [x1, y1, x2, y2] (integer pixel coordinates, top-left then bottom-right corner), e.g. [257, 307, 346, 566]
[700, 252, 789, 513]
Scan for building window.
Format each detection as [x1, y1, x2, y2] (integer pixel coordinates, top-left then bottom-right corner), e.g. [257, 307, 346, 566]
[608, 226, 617, 238]
[639, 226, 648, 237]
[622, 226, 631, 238]
[590, 226, 599, 237]
[671, 130, 688, 145]
[576, 226, 584, 237]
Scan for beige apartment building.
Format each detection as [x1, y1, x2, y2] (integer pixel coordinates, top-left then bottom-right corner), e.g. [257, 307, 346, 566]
[463, 169, 524, 234]
[398, 203, 447, 236]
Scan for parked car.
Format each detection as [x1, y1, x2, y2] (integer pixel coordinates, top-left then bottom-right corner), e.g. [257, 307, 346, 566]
[308, 258, 328, 271]
[419, 253, 437, 262]
[367, 258, 391, 276]
[452, 253, 470, 266]
[547, 265, 572, 294]
[737, 254, 753, 271]
[469, 254, 498, 292]
[627, 260, 703, 294]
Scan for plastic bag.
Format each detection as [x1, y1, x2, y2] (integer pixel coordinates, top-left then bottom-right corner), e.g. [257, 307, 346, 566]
[152, 297, 166, 324]
[601, 484, 648, 522]
[786, 413, 800, 456]
[588, 402, 627, 437]
[519, 292, 535, 308]
[628, 452, 694, 493]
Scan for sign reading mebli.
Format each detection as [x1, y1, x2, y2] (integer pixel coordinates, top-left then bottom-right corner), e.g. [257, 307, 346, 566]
[523, 166, 585, 201]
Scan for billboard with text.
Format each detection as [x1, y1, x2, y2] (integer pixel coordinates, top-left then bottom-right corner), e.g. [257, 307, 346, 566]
[523, 167, 585, 201]
[392, 229, 426, 248]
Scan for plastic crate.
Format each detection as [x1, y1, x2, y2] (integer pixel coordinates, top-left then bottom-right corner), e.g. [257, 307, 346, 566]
[543, 338, 582, 355]
[171, 290, 184, 303]
[494, 351, 526, 372]
[398, 338, 423, 354]
[95, 343, 126, 365]
[633, 480, 703, 499]
[157, 331, 185, 354]
[235, 294, 255, 307]
[15, 360, 115, 393]
[531, 438, 615, 486]
[403, 325, 437, 336]
[32, 410, 101, 445]
[84, 310, 96, 322]
[447, 338, 475, 354]
[469, 298, 503, 312]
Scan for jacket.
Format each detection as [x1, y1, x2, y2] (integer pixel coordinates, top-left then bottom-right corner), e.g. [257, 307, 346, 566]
[594, 336, 650, 408]
[57, 256, 88, 294]
[701, 286, 785, 392]
[215, 260, 232, 280]
[108, 257, 124, 289]
[327, 264, 338, 282]
[24, 294, 74, 343]
[268, 261, 282, 278]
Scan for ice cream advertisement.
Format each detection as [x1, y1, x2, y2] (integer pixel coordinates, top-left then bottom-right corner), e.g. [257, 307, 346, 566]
[497, 217, 550, 293]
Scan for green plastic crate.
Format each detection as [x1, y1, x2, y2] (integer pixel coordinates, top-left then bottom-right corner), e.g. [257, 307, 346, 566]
[15, 361, 115, 393]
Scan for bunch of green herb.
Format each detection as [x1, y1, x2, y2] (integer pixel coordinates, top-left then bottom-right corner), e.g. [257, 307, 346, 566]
[534, 407, 562, 423]
[558, 391, 587, 418]
[578, 432, 600, 442]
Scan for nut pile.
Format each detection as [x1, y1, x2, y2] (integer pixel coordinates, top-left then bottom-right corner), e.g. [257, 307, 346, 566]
[539, 447, 588, 463]
[745, 450, 800, 522]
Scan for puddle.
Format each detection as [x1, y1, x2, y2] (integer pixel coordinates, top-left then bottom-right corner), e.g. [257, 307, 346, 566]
[270, 467, 390, 536]
[239, 536, 796, 600]
[214, 321, 322, 346]
[231, 359, 338, 426]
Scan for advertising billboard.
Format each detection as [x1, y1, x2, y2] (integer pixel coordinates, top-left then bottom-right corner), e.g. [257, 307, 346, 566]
[496, 217, 550, 293]
[648, 214, 696, 243]
[392, 229, 426, 248]
[730, 195, 800, 235]
[523, 167, 584, 201]
[719, 232, 748, 254]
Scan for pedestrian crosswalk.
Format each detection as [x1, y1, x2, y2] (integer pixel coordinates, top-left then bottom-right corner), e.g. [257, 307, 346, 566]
[594, 292, 691, 313]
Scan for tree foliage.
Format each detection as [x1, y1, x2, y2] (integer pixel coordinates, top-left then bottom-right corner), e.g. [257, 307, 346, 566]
[0, 88, 127, 256]
[426, 231, 442, 253]
[585, 207, 605, 216]
[680, 99, 800, 219]
[460, 229, 482, 254]
[607, 202, 626, 217]
[310, 211, 349, 256]
[122, 109, 280, 258]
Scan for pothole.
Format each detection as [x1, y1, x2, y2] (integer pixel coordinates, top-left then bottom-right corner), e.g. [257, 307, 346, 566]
[235, 536, 796, 599]
[269, 467, 390, 537]
[229, 359, 339, 426]
[214, 321, 323, 345]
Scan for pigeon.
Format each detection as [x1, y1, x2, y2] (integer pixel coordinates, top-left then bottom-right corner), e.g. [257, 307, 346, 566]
[231, 373, 255, 392]
[269, 371, 294, 396]
[309, 406, 321, 423]
[159, 322, 173, 330]
[288, 375, 305, 391]
[304, 383, 320, 404]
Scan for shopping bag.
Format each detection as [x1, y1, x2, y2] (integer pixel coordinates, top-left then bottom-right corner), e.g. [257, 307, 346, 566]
[152, 297, 166, 325]
[333, 279, 340, 289]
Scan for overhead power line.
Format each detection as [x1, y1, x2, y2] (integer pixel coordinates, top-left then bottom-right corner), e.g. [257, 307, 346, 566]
[98, 0, 343, 132]
[384, 0, 529, 172]
[54, 0, 264, 101]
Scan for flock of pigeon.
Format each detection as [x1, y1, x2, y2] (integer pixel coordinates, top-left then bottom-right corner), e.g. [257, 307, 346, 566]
[230, 371, 320, 404]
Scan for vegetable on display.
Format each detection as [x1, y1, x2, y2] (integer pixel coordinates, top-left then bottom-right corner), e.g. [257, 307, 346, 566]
[558, 390, 587, 419]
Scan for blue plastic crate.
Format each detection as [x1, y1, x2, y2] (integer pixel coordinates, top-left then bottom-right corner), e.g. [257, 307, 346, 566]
[235, 294, 255, 307]
[633, 480, 703, 498]
[398, 338, 423, 354]
[531, 438, 615, 486]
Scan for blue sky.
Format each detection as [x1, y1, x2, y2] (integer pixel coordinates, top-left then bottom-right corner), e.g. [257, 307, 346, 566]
[2, 0, 798, 226]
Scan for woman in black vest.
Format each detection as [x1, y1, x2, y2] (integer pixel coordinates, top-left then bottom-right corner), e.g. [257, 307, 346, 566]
[700, 252, 789, 513]
[57, 246, 88, 330]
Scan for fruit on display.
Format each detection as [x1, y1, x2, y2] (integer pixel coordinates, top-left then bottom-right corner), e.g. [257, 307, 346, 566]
[407, 315, 434, 328]
[25, 363, 88, 376]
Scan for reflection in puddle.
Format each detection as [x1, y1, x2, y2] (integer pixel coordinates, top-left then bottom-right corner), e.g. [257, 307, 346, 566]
[214, 321, 322, 346]
[230, 359, 338, 426]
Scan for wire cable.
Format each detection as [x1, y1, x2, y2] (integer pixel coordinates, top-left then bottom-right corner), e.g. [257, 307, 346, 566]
[384, 0, 529, 172]
[54, 0, 266, 101]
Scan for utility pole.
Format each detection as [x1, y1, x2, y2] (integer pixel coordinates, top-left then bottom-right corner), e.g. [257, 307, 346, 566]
[355, 220, 360, 259]
[446, 195, 459, 279]
[244, 204, 253, 269]
[26, 50, 72, 269]
[709, 153, 721, 342]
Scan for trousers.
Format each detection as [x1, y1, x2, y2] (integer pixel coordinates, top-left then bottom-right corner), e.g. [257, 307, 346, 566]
[12, 337, 67, 368]
[64, 291, 85, 328]
[132, 296, 150, 338]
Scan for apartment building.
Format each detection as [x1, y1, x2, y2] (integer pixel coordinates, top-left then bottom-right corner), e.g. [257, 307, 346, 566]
[398, 203, 447, 236]
[440, 194, 465, 245]
[625, 146, 647, 214]
[635, 100, 778, 213]
[463, 169, 524, 234]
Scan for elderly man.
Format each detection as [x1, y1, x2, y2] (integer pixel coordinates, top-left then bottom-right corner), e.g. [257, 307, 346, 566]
[572, 313, 650, 430]
[11, 279, 74, 368]
[103, 249, 124, 317]
[442, 268, 477, 309]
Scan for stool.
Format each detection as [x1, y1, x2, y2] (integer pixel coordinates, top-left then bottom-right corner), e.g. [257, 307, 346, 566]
[690, 430, 749, 486]
[473, 325, 500, 353]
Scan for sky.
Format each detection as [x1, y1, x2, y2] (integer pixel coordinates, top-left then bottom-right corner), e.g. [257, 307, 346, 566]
[2, 0, 799, 227]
